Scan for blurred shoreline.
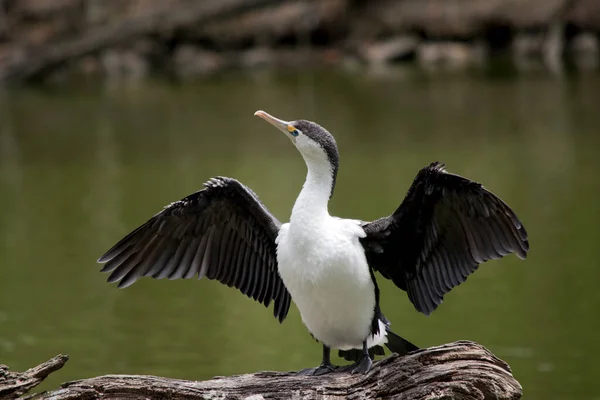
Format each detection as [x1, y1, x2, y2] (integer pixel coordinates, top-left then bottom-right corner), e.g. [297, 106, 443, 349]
[0, 0, 599, 83]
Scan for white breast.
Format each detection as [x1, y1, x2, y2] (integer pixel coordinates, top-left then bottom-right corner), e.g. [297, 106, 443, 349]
[276, 217, 385, 350]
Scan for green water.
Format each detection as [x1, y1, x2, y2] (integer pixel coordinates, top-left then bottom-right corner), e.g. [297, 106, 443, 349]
[1, 70, 599, 399]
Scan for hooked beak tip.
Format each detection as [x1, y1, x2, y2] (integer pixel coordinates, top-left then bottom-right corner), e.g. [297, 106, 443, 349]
[253, 110, 290, 133]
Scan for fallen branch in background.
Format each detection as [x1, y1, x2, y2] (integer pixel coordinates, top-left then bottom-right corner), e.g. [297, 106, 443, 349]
[0, 341, 522, 400]
[0, 0, 281, 83]
[0, 0, 597, 82]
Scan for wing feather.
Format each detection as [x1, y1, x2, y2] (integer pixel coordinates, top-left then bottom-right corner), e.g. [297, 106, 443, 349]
[97, 177, 291, 322]
[197, 227, 214, 280]
[206, 226, 223, 280]
[361, 162, 529, 315]
[100, 244, 135, 273]
[222, 229, 238, 287]
[148, 241, 177, 278]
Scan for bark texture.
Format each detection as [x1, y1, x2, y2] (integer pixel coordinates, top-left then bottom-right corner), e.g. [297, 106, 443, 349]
[0, 354, 69, 399]
[0, 341, 522, 400]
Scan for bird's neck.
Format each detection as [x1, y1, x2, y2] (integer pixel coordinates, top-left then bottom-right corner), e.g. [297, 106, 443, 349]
[290, 158, 335, 228]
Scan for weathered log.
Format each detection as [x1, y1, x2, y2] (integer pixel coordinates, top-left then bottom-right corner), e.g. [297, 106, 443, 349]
[356, 0, 575, 38]
[0, 354, 69, 399]
[0, 0, 281, 83]
[190, 0, 347, 46]
[0, 341, 522, 400]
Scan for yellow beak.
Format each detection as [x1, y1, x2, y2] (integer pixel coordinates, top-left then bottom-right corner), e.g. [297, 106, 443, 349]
[254, 110, 294, 134]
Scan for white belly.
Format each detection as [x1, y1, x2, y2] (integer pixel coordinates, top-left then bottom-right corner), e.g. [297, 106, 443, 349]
[276, 220, 383, 350]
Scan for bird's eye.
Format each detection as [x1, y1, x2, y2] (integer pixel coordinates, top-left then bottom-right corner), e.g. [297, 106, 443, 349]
[290, 129, 299, 137]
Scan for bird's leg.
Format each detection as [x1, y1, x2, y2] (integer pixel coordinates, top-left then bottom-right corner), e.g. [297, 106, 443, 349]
[313, 344, 337, 375]
[351, 340, 373, 374]
[296, 344, 338, 376]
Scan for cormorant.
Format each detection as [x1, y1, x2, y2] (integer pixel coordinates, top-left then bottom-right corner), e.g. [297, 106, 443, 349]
[97, 110, 529, 375]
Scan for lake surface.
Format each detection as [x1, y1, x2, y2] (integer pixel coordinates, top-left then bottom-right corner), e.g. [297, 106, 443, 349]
[1, 69, 599, 399]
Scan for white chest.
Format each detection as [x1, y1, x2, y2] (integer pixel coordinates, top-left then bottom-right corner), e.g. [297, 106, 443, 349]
[276, 218, 376, 349]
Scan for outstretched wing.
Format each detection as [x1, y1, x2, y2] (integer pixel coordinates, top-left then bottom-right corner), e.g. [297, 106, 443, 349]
[97, 176, 291, 322]
[360, 162, 529, 316]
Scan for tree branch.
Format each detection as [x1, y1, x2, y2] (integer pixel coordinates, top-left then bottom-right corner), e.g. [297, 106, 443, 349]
[0, 354, 69, 399]
[0, 341, 522, 400]
[0, 0, 282, 83]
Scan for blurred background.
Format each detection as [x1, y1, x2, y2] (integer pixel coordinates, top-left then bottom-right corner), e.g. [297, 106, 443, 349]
[1, 0, 599, 399]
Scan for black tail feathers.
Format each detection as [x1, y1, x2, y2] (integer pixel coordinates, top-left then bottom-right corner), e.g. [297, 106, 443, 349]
[338, 329, 418, 362]
[339, 345, 385, 362]
[385, 328, 419, 356]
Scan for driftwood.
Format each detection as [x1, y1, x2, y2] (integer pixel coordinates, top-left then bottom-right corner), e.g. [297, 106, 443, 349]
[0, 354, 69, 399]
[0, 341, 522, 400]
[0, 0, 281, 83]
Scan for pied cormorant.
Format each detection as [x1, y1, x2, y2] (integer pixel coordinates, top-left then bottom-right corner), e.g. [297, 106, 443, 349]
[97, 110, 529, 375]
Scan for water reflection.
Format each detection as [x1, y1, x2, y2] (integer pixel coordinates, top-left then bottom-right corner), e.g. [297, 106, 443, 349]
[0, 71, 599, 399]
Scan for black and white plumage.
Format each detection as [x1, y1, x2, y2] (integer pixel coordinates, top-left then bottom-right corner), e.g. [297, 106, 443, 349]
[97, 110, 529, 376]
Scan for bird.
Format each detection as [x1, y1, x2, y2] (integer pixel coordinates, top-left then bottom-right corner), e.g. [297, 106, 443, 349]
[97, 110, 529, 376]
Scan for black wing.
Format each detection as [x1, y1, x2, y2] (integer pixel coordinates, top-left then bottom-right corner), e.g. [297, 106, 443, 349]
[360, 162, 529, 316]
[97, 176, 291, 322]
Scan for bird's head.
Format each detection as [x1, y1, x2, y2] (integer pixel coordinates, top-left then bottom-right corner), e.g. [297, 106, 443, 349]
[254, 110, 339, 174]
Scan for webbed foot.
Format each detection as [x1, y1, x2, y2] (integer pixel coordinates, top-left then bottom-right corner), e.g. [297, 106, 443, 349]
[314, 363, 337, 376]
[351, 355, 372, 374]
[296, 344, 338, 376]
[296, 363, 337, 376]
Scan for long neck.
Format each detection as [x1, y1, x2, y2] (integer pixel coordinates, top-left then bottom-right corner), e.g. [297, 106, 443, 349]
[290, 156, 335, 227]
